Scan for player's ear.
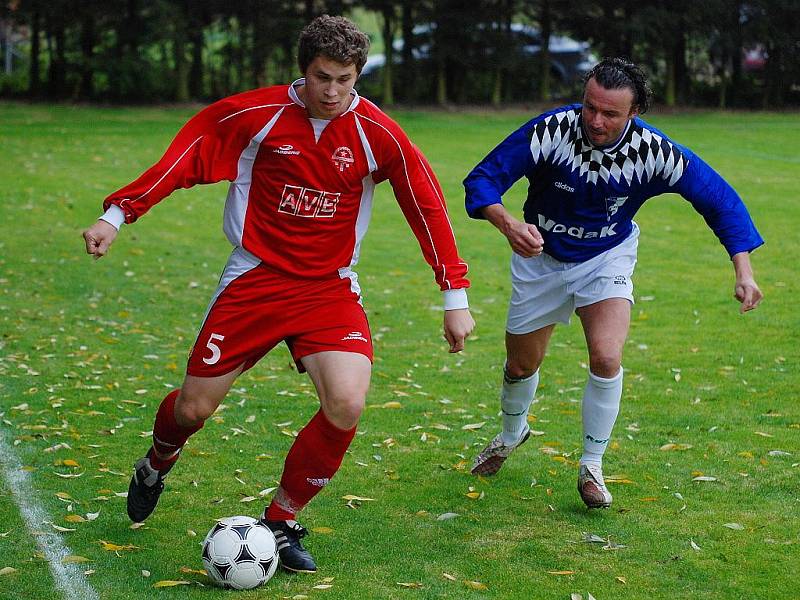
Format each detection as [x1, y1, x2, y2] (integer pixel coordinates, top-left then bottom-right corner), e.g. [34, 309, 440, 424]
[629, 104, 639, 119]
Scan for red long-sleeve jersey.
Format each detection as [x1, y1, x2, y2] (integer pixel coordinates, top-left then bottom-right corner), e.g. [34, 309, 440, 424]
[104, 82, 469, 292]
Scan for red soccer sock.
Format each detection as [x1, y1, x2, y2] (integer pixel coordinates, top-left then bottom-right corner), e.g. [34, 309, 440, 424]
[265, 410, 356, 521]
[149, 389, 204, 470]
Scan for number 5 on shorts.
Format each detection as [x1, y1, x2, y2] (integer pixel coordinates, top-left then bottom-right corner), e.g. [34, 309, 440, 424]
[203, 333, 225, 365]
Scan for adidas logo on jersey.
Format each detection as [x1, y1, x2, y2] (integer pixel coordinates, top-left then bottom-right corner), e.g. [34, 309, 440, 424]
[554, 181, 575, 193]
[537, 214, 618, 239]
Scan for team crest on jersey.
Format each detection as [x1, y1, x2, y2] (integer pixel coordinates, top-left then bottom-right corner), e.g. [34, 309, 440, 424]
[278, 184, 339, 218]
[331, 146, 354, 172]
[605, 196, 628, 220]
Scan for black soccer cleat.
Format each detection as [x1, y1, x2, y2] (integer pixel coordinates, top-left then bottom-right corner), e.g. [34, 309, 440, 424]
[261, 519, 317, 573]
[126, 450, 171, 523]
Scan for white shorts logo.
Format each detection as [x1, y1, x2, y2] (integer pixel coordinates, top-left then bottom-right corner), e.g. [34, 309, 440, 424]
[341, 331, 368, 343]
[278, 184, 339, 218]
[306, 477, 330, 487]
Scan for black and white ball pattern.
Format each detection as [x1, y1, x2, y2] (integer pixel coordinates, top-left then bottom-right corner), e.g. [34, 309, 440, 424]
[201, 516, 278, 590]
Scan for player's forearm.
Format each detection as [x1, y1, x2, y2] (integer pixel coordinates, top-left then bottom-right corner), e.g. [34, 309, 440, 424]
[732, 251, 755, 281]
[481, 203, 517, 235]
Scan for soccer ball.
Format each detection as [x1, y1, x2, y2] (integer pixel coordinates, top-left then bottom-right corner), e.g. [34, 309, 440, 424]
[201, 516, 279, 590]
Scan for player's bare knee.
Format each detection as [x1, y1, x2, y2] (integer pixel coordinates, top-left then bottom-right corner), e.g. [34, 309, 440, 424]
[589, 355, 621, 379]
[175, 392, 216, 427]
[322, 396, 363, 430]
[505, 359, 540, 380]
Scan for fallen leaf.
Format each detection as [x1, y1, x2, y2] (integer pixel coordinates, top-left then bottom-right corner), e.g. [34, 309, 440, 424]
[547, 570, 575, 575]
[464, 581, 488, 590]
[98, 540, 139, 551]
[461, 422, 486, 431]
[179, 566, 206, 575]
[153, 580, 190, 587]
[341, 495, 375, 502]
[616, 577, 627, 584]
[381, 401, 403, 409]
[723, 523, 745, 530]
[65, 515, 87, 523]
[62, 459, 80, 467]
[397, 582, 423, 588]
[437, 512, 459, 521]
[690, 539, 701, 551]
[313, 584, 333, 590]
[767, 450, 791, 457]
[442, 572, 456, 581]
[0, 567, 18, 576]
[51, 524, 76, 532]
[692, 476, 718, 482]
[660, 443, 692, 451]
[141, 570, 150, 577]
[62, 556, 91, 564]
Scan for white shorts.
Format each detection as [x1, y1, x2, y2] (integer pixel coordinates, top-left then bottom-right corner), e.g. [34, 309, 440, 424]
[506, 223, 639, 334]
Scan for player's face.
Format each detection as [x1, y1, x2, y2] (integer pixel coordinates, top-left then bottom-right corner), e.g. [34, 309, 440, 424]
[581, 77, 638, 146]
[301, 55, 359, 119]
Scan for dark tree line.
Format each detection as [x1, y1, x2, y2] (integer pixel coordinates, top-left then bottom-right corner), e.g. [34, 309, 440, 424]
[1, 0, 797, 107]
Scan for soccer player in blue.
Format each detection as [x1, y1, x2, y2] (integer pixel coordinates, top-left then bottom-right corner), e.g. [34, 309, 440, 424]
[464, 58, 763, 508]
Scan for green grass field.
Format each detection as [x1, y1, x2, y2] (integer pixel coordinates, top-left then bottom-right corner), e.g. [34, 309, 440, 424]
[0, 102, 797, 600]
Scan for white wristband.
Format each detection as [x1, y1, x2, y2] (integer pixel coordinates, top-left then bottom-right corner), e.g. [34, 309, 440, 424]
[443, 288, 469, 311]
[99, 204, 125, 230]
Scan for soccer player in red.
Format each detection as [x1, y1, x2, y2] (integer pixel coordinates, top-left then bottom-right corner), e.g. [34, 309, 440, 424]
[82, 15, 474, 573]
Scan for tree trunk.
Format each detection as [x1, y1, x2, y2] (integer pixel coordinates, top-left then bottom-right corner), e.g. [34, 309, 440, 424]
[400, 1, 414, 101]
[664, 51, 676, 107]
[189, 26, 204, 97]
[78, 12, 96, 100]
[538, 0, 552, 102]
[380, 6, 395, 105]
[46, 16, 66, 98]
[28, 9, 41, 96]
[174, 22, 190, 102]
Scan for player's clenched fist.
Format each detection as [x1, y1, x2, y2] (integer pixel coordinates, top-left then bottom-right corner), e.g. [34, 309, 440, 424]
[83, 219, 118, 259]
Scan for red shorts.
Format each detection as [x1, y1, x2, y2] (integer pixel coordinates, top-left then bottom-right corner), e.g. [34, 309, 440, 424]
[187, 258, 373, 377]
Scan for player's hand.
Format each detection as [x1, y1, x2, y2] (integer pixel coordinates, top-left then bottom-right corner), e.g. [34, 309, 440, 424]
[731, 251, 762, 313]
[443, 308, 475, 353]
[734, 277, 762, 313]
[82, 220, 118, 260]
[503, 219, 544, 258]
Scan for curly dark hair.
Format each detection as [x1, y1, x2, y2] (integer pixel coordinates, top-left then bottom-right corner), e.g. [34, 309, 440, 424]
[584, 57, 652, 114]
[297, 15, 370, 74]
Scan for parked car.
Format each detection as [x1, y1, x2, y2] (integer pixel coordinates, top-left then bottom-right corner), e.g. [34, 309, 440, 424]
[359, 23, 596, 102]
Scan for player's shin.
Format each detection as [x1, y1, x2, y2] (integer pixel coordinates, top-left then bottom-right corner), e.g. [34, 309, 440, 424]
[265, 409, 356, 521]
[150, 389, 205, 470]
[580, 368, 623, 466]
[500, 368, 540, 445]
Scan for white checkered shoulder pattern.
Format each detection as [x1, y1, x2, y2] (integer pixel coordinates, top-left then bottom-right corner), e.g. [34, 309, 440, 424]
[528, 108, 688, 187]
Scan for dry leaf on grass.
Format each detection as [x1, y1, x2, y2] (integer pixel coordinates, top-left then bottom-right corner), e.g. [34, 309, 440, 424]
[437, 512, 459, 521]
[98, 540, 139, 551]
[153, 580, 190, 587]
[464, 581, 488, 590]
[397, 582, 423, 588]
[0, 567, 18, 576]
[723, 523, 745, 530]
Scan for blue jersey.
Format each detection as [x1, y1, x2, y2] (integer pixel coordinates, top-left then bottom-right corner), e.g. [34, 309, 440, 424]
[464, 104, 763, 263]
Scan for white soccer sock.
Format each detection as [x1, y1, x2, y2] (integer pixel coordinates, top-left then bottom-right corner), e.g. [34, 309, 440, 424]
[500, 369, 540, 445]
[580, 367, 623, 466]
